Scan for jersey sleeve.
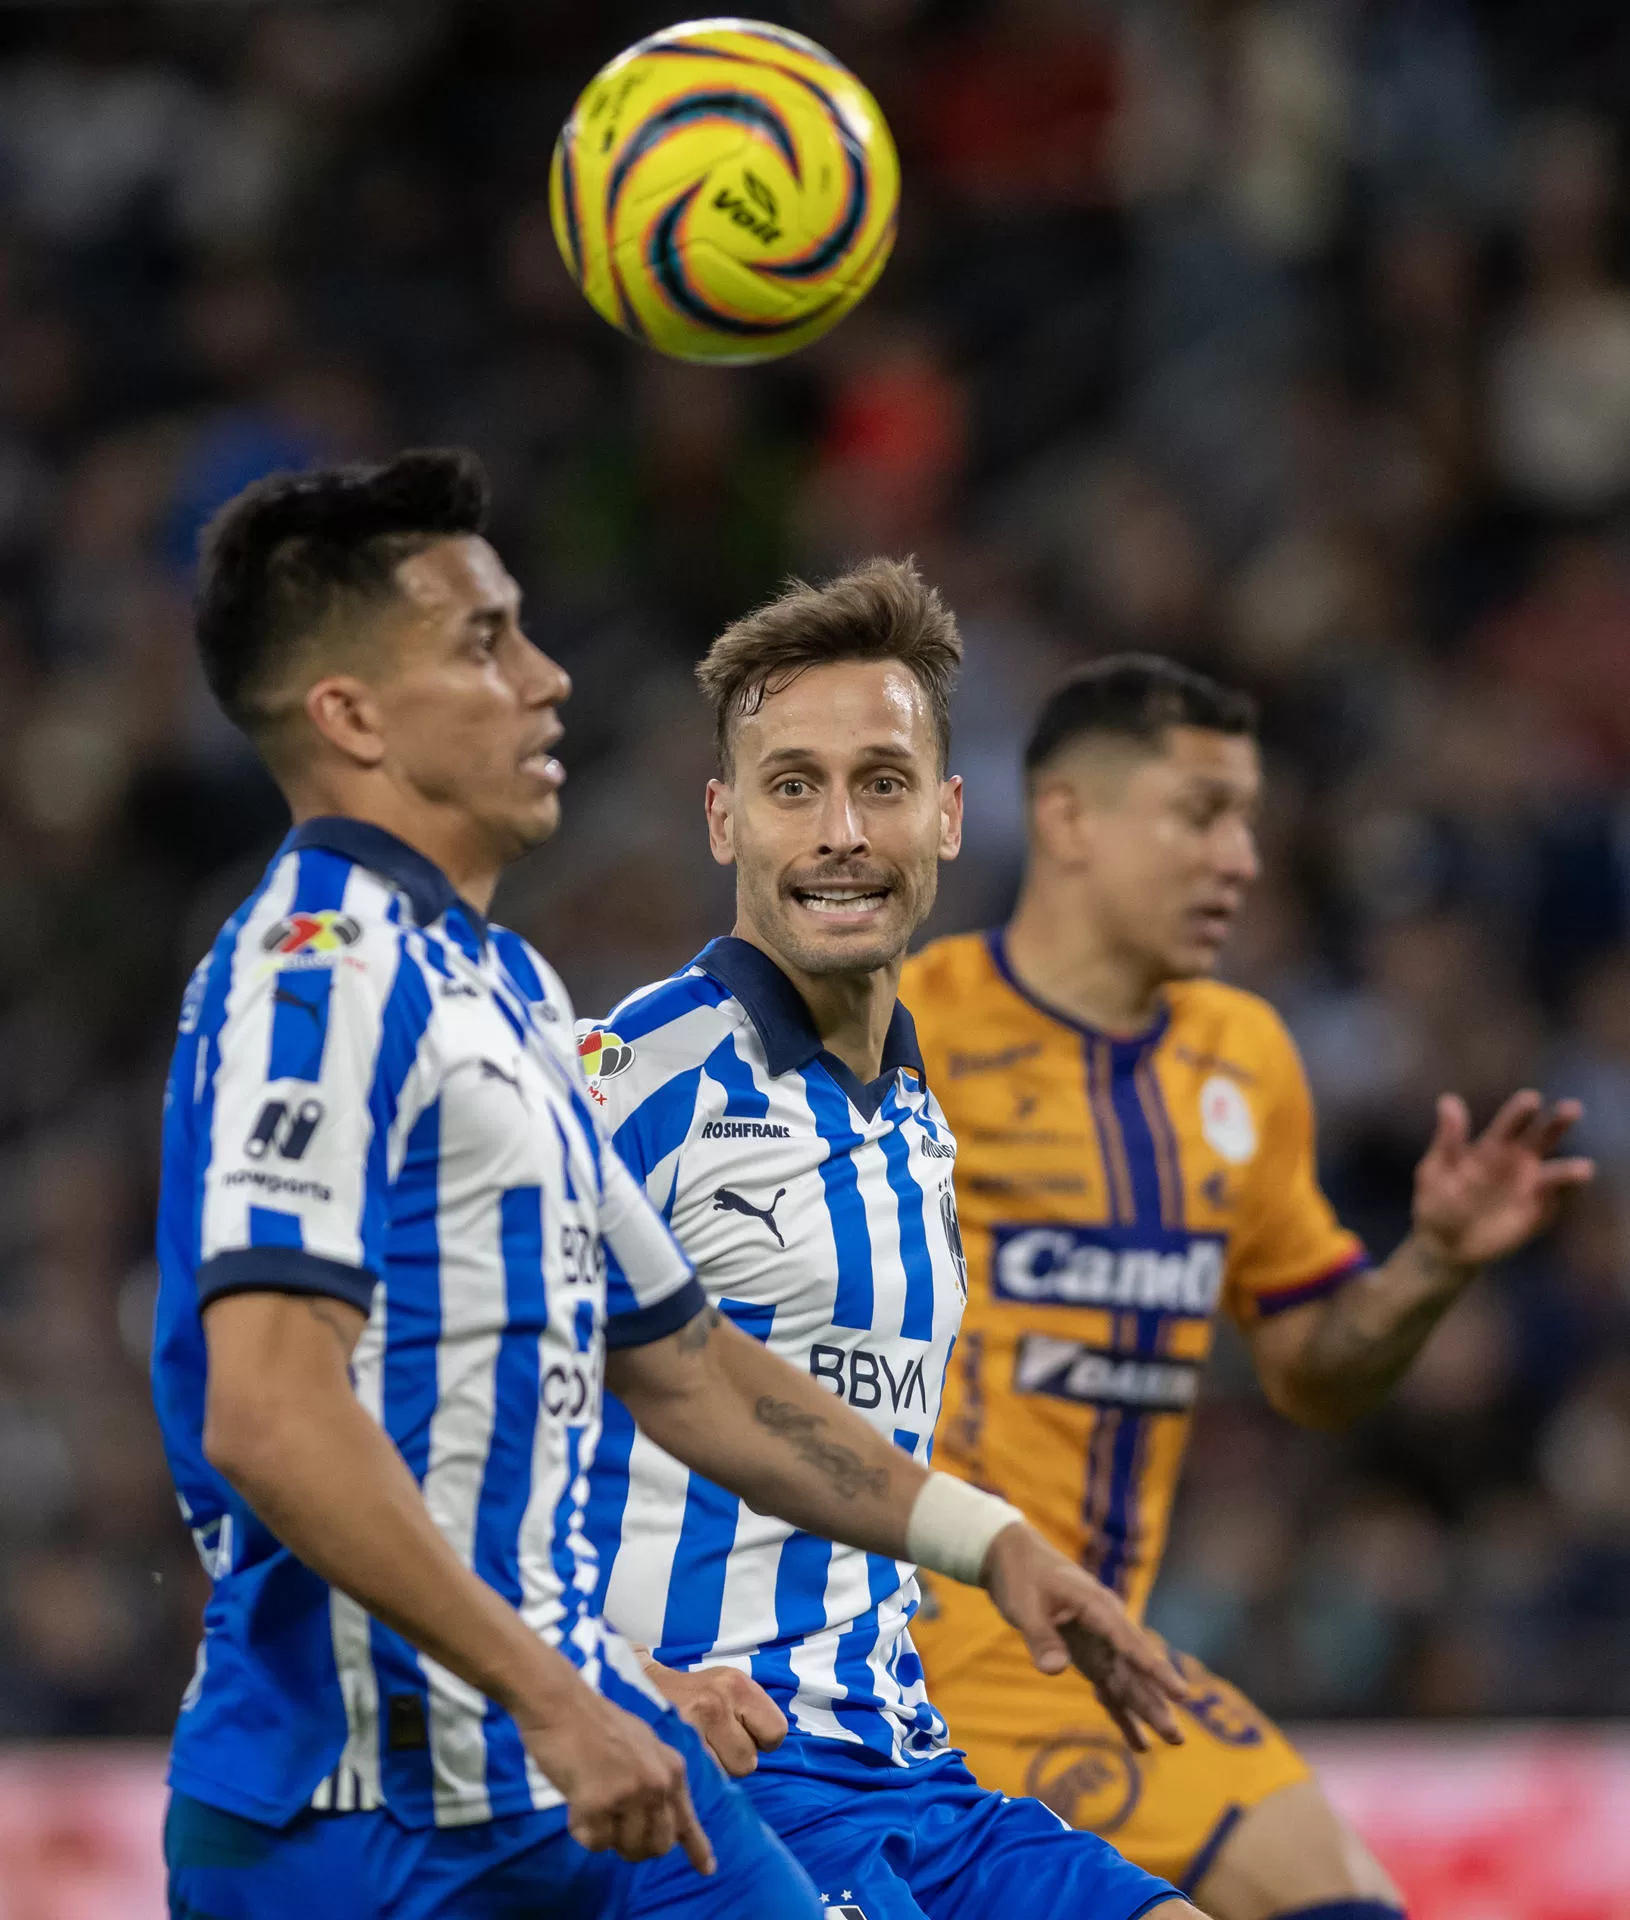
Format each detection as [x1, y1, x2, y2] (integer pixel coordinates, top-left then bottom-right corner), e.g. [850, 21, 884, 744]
[598, 1143, 706, 1350]
[195, 930, 430, 1315]
[1223, 1010, 1368, 1326]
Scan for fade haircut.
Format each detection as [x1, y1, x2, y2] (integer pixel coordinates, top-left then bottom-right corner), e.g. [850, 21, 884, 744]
[194, 447, 490, 737]
[1025, 654, 1257, 777]
[697, 557, 963, 777]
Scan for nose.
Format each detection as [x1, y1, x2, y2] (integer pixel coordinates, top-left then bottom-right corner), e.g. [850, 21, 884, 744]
[815, 785, 868, 861]
[1217, 816, 1260, 887]
[522, 635, 572, 711]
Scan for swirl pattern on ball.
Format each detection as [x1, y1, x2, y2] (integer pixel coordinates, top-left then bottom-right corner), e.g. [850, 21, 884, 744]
[550, 18, 899, 364]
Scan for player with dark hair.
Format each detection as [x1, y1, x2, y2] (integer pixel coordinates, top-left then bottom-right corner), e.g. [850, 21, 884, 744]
[901, 654, 1594, 1920]
[579, 567, 1207, 1920]
[151, 459, 1186, 1920]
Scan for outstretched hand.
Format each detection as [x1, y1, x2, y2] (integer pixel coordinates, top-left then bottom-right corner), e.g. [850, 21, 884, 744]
[982, 1522, 1187, 1752]
[1412, 1090, 1594, 1270]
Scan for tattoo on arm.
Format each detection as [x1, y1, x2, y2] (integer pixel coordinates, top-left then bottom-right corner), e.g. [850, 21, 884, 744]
[676, 1306, 722, 1354]
[753, 1397, 888, 1499]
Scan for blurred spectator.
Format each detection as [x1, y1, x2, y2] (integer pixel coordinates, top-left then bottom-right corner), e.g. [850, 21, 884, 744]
[0, 0, 1625, 1736]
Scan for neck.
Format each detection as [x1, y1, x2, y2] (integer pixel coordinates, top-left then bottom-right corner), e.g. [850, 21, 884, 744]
[731, 918, 901, 1082]
[1005, 879, 1167, 1035]
[287, 781, 504, 915]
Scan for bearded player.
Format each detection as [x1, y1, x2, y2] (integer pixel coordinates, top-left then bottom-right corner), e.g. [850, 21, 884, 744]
[901, 656, 1593, 1920]
[581, 568, 1206, 1920]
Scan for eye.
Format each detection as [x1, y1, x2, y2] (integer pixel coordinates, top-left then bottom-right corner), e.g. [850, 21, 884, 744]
[776, 778, 808, 798]
[870, 775, 904, 795]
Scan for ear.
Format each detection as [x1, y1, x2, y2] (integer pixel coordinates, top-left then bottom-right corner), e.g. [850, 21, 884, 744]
[704, 777, 737, 868]
[938, 773, 963, 862]
[1028, 773, 1087, 866]
[305, 675, 388, 769]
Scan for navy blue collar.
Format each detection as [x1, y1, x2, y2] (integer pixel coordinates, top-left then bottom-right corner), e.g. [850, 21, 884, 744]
[985, 926, 1169, 1056]
[694, 935, 925, 1116]
[284, 817, 488, 941]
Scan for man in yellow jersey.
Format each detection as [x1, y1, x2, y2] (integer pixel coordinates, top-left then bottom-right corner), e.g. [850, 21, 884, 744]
[902, 655, 1594, 1920]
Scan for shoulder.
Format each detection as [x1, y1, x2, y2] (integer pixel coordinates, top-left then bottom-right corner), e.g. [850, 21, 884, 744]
[215, 854, 412, 1011]
[577, 966, 746, 1123]
[1164, 978, 1307, 1096]
[489, 925, 577, 1028]
[900, 932, 993, 1024]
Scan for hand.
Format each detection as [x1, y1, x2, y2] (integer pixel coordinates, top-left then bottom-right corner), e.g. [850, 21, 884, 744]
[515, 1688, 715, 1875]
[982, 1523, 1187, 1751]
[1412, 1091, 1594, 1271]
[635, 1649, 788, 1778]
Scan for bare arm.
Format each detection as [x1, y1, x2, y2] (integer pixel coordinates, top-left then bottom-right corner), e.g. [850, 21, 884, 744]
[203, 1290, 713, 1872]
[607, 1307, 1186, 1748]
[1248, 1091, 1593, 1429]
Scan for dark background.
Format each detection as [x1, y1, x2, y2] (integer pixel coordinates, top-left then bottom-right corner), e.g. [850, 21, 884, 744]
[2, 0, 1629, 1738]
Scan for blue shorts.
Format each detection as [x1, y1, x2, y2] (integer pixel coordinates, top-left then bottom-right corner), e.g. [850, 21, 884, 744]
[623, 1743, 1181, 1920]
[165, 1715, 820, 1919]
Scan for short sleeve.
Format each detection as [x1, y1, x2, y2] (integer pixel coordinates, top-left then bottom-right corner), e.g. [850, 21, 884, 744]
[196, 933, 431, 1314]
[598, 1144, 705, 1350]
[1223, 1012, 1368, 1327]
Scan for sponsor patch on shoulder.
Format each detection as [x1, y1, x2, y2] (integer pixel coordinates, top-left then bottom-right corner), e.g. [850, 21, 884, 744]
[578, 1028, 635, 1080]
[261, 911, 362, 957]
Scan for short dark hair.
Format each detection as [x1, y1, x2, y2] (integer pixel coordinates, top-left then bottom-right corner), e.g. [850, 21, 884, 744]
[1024, 654, 1257, 776]
[194, 447, 490, 735]
[697, 557, 963, 776]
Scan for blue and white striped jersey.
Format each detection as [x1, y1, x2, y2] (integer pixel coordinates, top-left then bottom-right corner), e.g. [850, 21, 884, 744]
[150, 817, 704, 1831]
[582, 938, 967, 1770]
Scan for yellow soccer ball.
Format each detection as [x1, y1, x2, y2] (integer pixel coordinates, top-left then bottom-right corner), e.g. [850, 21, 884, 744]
[550, 18, 899, 364]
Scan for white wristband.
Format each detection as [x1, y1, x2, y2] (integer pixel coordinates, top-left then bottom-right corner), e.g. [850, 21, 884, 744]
[905, 1472, 1026, 1586]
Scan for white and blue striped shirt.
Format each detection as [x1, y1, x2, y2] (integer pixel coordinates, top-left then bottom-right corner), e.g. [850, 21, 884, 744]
[582, 938, 967, 1770]
[151, 818, 703, 1830]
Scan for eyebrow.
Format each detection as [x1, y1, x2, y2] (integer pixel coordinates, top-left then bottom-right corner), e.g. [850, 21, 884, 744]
[756, 739, 919, 770]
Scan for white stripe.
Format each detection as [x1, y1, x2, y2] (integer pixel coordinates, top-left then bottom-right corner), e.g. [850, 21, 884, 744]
[328, 1281, 386, 1809]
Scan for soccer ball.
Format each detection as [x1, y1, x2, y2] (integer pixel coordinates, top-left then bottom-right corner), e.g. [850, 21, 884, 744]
[549, 18, 900, 365]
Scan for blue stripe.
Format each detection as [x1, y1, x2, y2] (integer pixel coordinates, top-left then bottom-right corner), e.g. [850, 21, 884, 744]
[548, 1423, 591, 1669]
[748, 1530, 834, 1709]
[248, 1206, 302, 1249]
[491, 928, 544, 1002]
[704, 1034, 769, 1116]
[655, 1298, 775, 1662]
[1094, 1039, 1166, 1593]
[586, 1391, 638, 1619]
[360, 949, 434, 1274]
[477, 1186, 548, 1801]
[374, 1096, 441, 1821]
[607, 972, 729, 1044]
[880, 1084, 935, 1341]
[267, 968, 332, 1082]
[612, 1067, 702, 1185]
[800, 1067, 873, 1331]
[826, 1552, 903, 1759]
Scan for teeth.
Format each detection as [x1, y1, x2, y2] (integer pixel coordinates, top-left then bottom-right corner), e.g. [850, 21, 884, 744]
[800, 891, 885, 913]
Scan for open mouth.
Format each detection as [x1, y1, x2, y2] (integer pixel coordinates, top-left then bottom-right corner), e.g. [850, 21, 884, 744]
[791, 884, 892, 918]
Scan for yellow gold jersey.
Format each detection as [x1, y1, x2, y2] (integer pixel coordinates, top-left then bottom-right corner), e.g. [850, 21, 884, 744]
[902, 928, 1366, 1622]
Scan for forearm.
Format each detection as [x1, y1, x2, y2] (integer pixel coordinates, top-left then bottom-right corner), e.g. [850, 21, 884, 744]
[612, 1313, 929, 1557]
[206, 1304, 588, 1725]
[1262, 1233, 1475, 1426]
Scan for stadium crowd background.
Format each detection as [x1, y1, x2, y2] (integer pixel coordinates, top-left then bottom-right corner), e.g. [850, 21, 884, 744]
[1, 0, 1629, 1744]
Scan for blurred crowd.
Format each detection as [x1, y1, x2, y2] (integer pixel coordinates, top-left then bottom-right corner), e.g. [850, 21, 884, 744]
[2, 0, 1630, 1738]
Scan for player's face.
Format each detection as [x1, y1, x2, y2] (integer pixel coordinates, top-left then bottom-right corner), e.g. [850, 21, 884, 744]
[1062, 727, 1262, 978]
[707, 659, 963, 978]
[371, 536, 571, 857]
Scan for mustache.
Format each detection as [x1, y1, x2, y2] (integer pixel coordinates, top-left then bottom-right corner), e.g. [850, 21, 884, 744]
[783, 863, 899, 893]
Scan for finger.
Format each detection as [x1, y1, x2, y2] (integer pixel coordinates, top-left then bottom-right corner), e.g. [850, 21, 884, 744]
[1068, 1608, 1187, 1697]
[1120, 1668, 1185, 1746]
[1480, 1089, 1543, 1147]
[736, 1688, 789, 1753]
[703, 1715, 761, 1778]
[1019, 1613, 1071, 1676]
[1428, 1092, 1472, 1161]
[568, 1810, 614, 1856]
[1536, 1156, 1596, 1191]
[673, 1778, 716, 1877]
[1526, 1101, 1585, 1158]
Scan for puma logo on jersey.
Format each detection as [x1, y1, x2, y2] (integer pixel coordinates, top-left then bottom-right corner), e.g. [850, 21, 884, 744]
[712, 1185, 786, 1246]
